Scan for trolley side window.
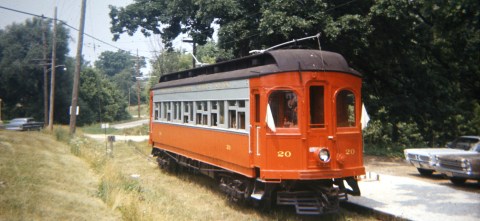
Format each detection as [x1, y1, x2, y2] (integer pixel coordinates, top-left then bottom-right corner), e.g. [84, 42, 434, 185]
[219, 101, 225, 125]
[268, 90, 298, 128]
[155, 98, 247, 131]
[166, 102, 172, 121]
[227, 100, 247, 129]
[196, 101, 208, 125]
[154, 102, 160, 120]
[336, 90, 356, 127]
[211, 101, 219, 126]
[183, 101, 193, 123]
[309, 86, 325, 128]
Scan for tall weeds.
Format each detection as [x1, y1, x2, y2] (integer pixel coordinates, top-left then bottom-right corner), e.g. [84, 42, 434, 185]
[48, 127, 370, 220]
[53, 130, 151, 220]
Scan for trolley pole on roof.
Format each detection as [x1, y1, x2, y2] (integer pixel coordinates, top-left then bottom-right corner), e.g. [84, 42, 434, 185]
[69, 0, 87, 134]
[182, 38, 196, 68]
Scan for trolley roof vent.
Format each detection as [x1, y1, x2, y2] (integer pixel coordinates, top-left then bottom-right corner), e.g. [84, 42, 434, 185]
[156, 49, 360, 87]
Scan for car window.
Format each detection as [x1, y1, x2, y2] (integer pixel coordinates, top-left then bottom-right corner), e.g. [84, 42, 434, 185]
[469, 142, 480, 152]
[452, 137, 480, 151]
[473, 144, 480, 152]
[11, 119, 26, 123]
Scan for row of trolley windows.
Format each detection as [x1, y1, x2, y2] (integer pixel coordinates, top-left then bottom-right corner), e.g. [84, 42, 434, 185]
[154, 89, 355, 130]
[266, 87, 356, 129]
[154, 100, 247, 130]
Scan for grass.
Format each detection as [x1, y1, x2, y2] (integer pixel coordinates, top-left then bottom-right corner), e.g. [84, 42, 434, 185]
[0, 128, 375, 220]
[127, 104, 149, 119]
[71, 136, 374, 220]
[0, 129, 120, 220]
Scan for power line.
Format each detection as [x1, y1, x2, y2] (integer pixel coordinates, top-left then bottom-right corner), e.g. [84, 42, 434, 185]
[1, 0, 361, 55]
[0, 5, 42, 18]
[0, 5, 133, 55]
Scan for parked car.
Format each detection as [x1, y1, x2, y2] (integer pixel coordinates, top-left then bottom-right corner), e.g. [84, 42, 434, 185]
[434, 144, 480, 185]
[3, 118, 44, 131]
[404, 136, 480, 176]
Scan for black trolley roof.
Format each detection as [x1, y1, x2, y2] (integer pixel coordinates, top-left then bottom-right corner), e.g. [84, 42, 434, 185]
[152, 49, 360, 90]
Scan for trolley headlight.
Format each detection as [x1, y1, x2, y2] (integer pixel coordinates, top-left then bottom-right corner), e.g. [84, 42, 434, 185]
[318, 148, 330, 162]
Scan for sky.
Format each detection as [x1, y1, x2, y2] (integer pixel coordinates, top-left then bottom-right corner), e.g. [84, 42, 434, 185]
[0, 0, 192, 74]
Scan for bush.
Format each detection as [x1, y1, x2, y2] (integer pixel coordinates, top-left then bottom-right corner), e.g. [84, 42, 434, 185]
[363, 119, 427, 156]
[53, 127, 71, 143]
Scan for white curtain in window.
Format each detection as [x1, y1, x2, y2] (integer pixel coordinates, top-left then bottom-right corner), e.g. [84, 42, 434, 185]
[266, 103, 276, 132]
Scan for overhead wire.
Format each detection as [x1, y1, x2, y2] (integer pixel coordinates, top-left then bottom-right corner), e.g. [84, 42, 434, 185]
[1, 0, 361, 57]
[0, 5, 134, 56]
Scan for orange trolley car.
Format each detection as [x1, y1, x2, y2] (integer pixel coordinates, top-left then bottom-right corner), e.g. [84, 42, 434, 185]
[149, 49, 365, 214]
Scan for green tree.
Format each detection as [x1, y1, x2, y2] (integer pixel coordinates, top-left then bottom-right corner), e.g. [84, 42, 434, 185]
[94, 50, 145, 77]
[111, 69, 135, 103]
[149, 49, 191, 82]
[77, 68, 129, 125]
[109, 0, 215, 48]
[95, 50, 147, 106]
[112, 0, 480, 148]
[109, 0, 371, 56]
[357, 0, 480, 145]
[195, 41, 234, 64]
[0, 17, 71, 123]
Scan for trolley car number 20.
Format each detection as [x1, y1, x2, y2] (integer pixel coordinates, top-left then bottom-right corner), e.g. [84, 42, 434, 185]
[277, 151, 292, 157]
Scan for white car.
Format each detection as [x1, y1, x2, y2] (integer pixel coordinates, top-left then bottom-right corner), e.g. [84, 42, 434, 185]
[404, 136, 480, 176]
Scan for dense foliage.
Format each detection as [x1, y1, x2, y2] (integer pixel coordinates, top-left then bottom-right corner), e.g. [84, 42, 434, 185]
[0, 19, 131, 126]
[110, 0, 479, 149]
[0, 18, 71, 123]
[94, 50, 147, 106]
[77, 68, 129, 125]
[94, 50, 137, 77]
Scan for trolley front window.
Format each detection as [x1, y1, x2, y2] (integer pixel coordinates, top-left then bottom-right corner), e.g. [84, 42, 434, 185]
[268, 90, 298, 128]
[309, 86, 325, 128]
[336, 90, 356, 127]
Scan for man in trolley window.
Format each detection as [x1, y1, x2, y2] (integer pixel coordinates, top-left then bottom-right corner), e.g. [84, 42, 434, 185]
[268, 91, 298, 129]
[285, 93, 298, 127]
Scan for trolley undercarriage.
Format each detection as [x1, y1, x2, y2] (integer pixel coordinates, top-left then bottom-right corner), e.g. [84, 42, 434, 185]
[152, 147, 359, 215]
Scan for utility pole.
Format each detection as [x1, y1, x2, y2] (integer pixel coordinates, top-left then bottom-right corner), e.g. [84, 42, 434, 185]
[69, 0, 87, 134]
[135, 49, 141, 118]
[0, 98, 2, 124]
[48, 7, 57, 131]
[42, 18, 48, 127]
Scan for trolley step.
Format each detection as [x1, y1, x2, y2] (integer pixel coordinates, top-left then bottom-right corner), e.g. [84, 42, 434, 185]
[276, 191, 323, 215]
